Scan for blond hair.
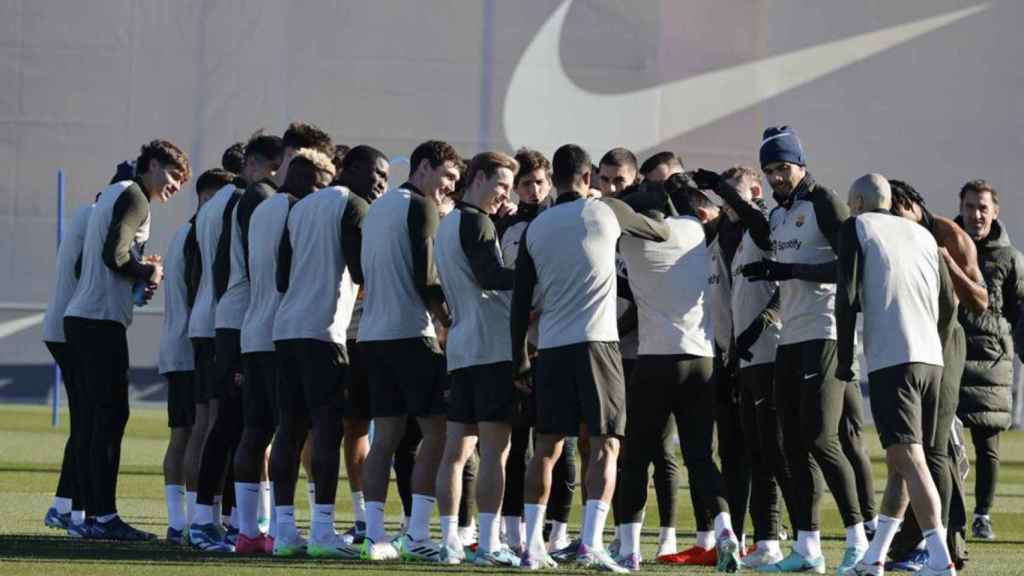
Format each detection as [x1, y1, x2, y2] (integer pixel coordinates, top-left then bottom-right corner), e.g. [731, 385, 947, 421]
[291, 147, 336, 180]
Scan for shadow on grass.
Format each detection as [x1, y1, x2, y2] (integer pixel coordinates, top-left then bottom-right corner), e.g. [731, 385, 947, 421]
[0, 535, 511, 573]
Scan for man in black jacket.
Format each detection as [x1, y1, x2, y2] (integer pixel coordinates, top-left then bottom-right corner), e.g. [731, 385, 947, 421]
[954, 180, 1024, 540]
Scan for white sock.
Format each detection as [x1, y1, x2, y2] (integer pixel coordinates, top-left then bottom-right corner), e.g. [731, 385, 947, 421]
[268, 484, 277, 538]
[186, 491, 197, 525]
[229, 507, 239, 529]
[479, 512, 499, 553]
[620, 522, 643, 558]
[213, 495, 223, 526]
[863, 515, 901, 565]
[503, 516, 523, 549]
[352, 490, 366, 523]
[306, 482, 316, 512]
[581, 499, 610, 550]
[440, 515, 460, 548]
[407, 494, 435, 542]
[548, 520, 568, 548]
[923, 527, 953, 569]
[194, 503, 215, 525]
[275, 505, 297, 538]
[795, 530, 822, 559]
[71, 510, 85, 526]
[614, 524, 623, 543]
[713, 512, 735, 539]
[846, 522, 869, 550]
[402, 516, 411, 533]
[97, 513, 118, 523]
[53, 496, 72, 514]
[366, 501, 388, 542]
[864, 516, 878, 531]
[459, 523, 477, 544]
[758, 539, 782, 556]
[696, 530, 715, 550]
[235, 482, 261, 538]
[524, 503, 547, 558]
[311, 504, 336, 540]
[165, 485, 186, 531]
[973, 513, 989, 520]
[259, 481, 272, 519]
[658, 526, 677, 546]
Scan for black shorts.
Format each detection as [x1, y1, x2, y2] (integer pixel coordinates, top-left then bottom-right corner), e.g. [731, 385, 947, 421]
[868, 362, 942, 449]
[275, 339, 347, 419]
[242, 352, 278, 432]
[362, 337, 446, 418]
[344, 339, 372, 420]
[534, 341, 626, 437]
[165, 371, 196, 428]
[448, 361, 516, 424]
[191, 337, 216, 403]
[211, 328, 242, 401]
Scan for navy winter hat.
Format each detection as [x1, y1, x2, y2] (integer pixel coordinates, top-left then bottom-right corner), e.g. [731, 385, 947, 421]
[759, 126, 805, 168]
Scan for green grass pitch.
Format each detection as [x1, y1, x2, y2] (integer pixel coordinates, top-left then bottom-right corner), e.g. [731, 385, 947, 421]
[0, 404, 1022, 574]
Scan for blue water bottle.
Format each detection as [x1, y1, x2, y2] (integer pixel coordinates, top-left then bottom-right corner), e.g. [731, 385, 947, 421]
[133, 282, 148, 307]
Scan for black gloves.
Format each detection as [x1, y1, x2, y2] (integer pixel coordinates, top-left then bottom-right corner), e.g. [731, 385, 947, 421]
[835, 363, 856, 382]
[734, 317, 766, 362]
[741, 259, 795, 282]
[692, 168, 722, 192]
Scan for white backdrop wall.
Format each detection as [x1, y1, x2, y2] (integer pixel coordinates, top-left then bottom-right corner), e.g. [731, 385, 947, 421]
[1, 0, 1021, 377]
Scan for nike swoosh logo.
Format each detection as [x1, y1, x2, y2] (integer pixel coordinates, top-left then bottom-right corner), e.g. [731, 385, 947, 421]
[504, 1, 987, 152]
[803, 372, 820, 381]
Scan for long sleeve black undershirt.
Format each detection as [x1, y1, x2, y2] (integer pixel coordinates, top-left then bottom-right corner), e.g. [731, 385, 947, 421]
[101, 183, 154, 281]
[213, 190, 243, 299]
[407, 190, 450, 327]
[341, 194, 369, 286]
[458, 204, 516, 291]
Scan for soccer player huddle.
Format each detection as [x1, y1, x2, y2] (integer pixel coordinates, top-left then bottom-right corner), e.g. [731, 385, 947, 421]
[40, 122, 1024, 575]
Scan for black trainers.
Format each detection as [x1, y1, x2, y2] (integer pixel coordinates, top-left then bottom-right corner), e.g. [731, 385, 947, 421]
[972, 516, 996, 540]
[92, 516, 157, 542]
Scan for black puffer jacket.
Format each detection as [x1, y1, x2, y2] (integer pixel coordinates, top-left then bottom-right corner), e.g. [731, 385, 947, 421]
[955, 218, 1024, 430]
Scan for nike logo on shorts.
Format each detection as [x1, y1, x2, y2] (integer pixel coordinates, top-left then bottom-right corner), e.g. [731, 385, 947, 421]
[803, 372, 820, 381]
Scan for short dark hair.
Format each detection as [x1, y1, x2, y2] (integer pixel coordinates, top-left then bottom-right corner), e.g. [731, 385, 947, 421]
[465, 152, 519, 190]
[109, 160, 136, 184]
[599, 147, 638, 171]
[639, 151, 683, 177]
[889, 179, 926, 215]
[136, 139, 191, 182]
[282, 122, 333, 156]
[720, 165, 760, 186]
[222, 142, 246, 173]
[341, 145, 387, 172]
[195, 168, 235, 195]
[551, 144, 591, 189]
[244, 132, 284, 165]
[959, 179, 999, 205]
[333, 144, 351, 172]
[666, 172, 713, 212]
[513, 148, 551, 185]
[409, 140, 462, 176]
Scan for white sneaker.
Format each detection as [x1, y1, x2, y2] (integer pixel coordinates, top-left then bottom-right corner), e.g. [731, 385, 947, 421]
[360, 537, 399, 561]
[307, 531, 360, 559]
[741, 547, 785, 569]
[272, 531, 307, 557]
[397, 533, 440, 562]
[918, 564, 957, 576]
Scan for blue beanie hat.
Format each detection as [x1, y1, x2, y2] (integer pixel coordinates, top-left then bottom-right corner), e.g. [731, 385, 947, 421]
[759, 125, 805, 168]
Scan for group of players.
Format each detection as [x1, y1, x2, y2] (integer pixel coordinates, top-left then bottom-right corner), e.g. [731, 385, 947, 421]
[38, 120, 1019, 575]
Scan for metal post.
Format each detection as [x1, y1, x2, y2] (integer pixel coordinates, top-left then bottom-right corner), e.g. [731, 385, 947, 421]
[52, 170, 64, 427]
